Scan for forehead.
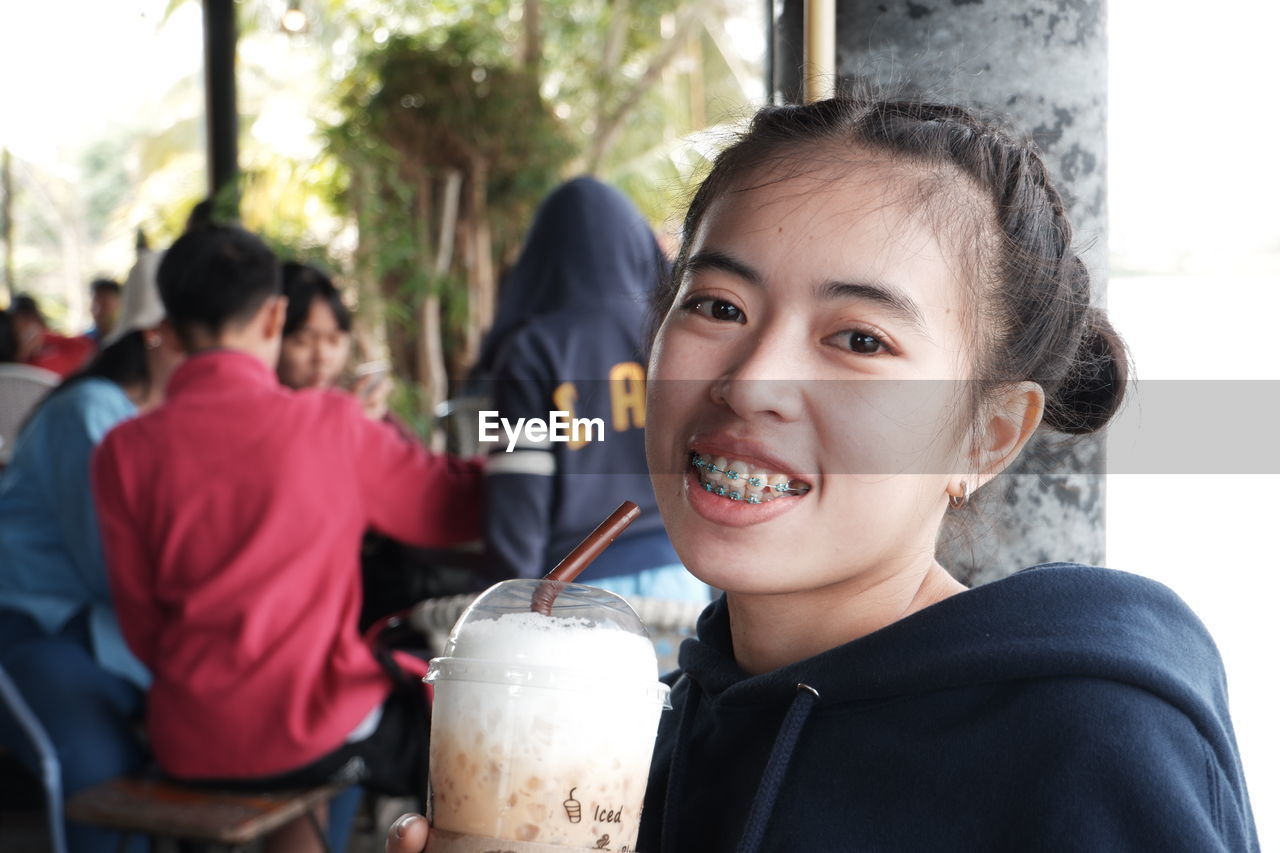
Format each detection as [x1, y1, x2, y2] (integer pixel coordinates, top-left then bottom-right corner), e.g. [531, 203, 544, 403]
[301, 298, 341, 330]
[706, 153, 977, 261]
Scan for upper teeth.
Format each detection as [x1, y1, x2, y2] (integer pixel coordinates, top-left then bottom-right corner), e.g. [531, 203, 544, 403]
[692, 453, 810, 501]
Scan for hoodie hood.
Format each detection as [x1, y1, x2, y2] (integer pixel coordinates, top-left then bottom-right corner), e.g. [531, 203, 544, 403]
[682, 563, 1229, 725]
[474, 176, 666, 375]
[642, 562, 1257, 853]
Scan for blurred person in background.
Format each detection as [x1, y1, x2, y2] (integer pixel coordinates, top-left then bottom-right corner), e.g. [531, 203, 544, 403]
[0, 249, 180, 853]
[276, 261, 389, 420]
[11, 293, 95, 377]
[276, 261, 482, 627]
[94, 225, 483, 853]
[0, 307, 59, 468]
[476, 176, 706, 603]
[86, 278, 123, 345]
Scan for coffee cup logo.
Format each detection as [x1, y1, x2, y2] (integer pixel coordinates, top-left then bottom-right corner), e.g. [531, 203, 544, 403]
[563, 787, 582, 823]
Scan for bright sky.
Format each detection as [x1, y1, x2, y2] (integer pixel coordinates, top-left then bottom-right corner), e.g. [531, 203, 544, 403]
[0, 1, 204, 172]
[1108, 2, 1280, 272]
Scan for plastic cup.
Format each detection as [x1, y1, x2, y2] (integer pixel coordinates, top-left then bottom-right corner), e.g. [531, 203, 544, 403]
[424, 579, 671, 852]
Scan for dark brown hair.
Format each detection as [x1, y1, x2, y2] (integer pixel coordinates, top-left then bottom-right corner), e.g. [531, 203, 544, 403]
[281, 262, 352, 338]
[654, 97, 1127, 436]
[158, 225, 281, 348]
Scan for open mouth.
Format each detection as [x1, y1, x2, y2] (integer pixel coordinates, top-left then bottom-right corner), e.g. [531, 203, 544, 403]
[690, 452, 812, 503]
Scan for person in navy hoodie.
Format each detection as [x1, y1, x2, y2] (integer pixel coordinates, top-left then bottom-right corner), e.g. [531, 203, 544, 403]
[387, 97, 1257, 852]
[477, 177, 705, 603]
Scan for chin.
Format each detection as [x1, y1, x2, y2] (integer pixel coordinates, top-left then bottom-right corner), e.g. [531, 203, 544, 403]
[662, 509, 788, 593]
[681, 549, 815, 598]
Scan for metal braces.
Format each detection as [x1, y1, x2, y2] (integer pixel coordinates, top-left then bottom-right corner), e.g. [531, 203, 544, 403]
[691, 454, 809, 500]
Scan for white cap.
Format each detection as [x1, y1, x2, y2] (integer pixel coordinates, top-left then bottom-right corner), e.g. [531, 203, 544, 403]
[104, 248, 166, 346]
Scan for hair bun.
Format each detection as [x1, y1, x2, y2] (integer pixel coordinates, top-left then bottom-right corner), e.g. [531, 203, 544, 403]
[1043, 306, 1129, 435]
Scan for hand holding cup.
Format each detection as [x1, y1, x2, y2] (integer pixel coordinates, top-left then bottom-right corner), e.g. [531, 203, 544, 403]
[386, 814, 428, 853]
[352, 366, 390, 421]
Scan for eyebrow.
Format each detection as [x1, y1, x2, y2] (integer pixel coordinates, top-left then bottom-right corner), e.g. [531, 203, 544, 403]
[685, 249, 930, 337]
[818, 279, 929, 336]
[684, 250, 763, 287]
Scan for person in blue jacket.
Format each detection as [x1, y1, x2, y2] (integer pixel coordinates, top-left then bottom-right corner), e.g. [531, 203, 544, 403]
[0, 250, 180, 852]
[477, 176, 706, 603]
[386, 97, 1256, 852]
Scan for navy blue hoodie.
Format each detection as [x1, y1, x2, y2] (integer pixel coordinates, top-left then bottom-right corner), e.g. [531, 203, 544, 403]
[479, 177, 678, 582]
[638, 563, 1257, 852]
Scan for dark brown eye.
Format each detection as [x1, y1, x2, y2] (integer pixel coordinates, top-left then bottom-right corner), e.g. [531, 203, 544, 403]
[841, 331, 885, 354]
[710, 300, 743, 322]
[685, 297, 746, 324]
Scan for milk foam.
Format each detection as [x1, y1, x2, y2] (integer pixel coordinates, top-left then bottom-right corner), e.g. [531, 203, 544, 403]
[445, 612, 659, 682]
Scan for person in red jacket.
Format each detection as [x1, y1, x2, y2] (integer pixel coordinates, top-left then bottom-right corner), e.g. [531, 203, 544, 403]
[91, 225, 483, 853]
[11, 293, 95, 377]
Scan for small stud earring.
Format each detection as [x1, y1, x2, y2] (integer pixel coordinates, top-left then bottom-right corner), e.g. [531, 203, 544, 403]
[948, 480, 971, 509]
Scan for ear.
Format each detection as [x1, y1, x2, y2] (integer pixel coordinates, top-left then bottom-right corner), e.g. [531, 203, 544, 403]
[156, 319, 186, 354]
[259, 295, 287, 342]
[956, 381, 1045, 495]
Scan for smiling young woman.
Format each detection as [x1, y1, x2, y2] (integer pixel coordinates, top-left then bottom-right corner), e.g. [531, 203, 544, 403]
[385, 97, 1257, 853]
[646, 158, 998, 655]
[634, 98, 1256, 852]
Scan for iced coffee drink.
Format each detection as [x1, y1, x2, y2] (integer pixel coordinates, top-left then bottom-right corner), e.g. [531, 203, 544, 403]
[425, 580, 671, 852]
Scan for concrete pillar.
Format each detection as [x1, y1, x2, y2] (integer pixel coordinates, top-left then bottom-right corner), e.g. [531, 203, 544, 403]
[775, 0, 1108, 584]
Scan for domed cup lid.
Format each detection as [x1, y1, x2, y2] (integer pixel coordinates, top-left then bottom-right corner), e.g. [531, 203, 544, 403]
[425, 579, 670, 706]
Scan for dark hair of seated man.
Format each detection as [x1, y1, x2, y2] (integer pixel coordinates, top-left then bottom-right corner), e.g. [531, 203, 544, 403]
[157, 225, 282, 350]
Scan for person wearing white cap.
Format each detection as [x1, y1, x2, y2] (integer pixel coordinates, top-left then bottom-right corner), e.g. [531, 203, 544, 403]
[0, 246, 183, 853]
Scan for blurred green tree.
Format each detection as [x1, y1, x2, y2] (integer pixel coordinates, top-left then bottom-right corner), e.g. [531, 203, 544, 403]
[117, 0, 758, 436]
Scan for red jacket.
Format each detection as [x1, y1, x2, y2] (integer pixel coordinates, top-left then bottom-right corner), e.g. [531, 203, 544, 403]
[92, 349, 483, 778]
[27, 332, 94, 377]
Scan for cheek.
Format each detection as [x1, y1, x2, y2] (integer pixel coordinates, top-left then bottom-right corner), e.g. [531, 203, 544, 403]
[816, 475, 945, 562]
[278, 343, 310, 379]
[282, 342, 307, 364]
[645, 377, 697, 477]
[647, 318, 731, 388]
[332, 337, 352, 365]
[814, 380, 968, 476]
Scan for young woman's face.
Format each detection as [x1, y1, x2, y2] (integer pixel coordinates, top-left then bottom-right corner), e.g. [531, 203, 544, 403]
[646, 162, 979, 596]
[277, 300, 351, 390]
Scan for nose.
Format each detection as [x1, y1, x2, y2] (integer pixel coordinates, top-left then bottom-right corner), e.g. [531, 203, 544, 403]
[710, 322, 806, 423]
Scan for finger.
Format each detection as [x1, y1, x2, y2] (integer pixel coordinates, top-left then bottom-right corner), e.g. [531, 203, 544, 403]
[386, 813, 429, 853]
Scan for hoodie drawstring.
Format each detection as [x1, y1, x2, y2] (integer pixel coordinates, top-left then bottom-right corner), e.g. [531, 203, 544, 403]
[661, 678, 703, 853]
[735, 683, 821, 853]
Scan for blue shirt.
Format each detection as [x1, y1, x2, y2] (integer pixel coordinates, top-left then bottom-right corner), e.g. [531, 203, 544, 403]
[0, 378, 149, 688]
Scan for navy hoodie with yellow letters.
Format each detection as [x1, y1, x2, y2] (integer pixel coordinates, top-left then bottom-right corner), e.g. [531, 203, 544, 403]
[638, 563, 1257, 852]
[477, 177, 677, 584]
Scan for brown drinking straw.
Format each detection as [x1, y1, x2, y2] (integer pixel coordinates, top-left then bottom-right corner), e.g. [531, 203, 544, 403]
[530, 501, 641, 615]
